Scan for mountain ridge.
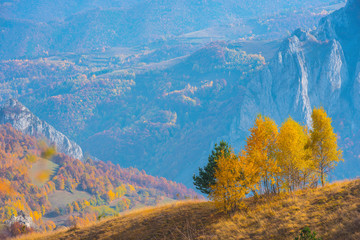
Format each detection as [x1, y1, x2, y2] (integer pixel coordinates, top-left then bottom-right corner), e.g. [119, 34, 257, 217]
[0, 99, 84, 160]
[0, 0, 345, 59]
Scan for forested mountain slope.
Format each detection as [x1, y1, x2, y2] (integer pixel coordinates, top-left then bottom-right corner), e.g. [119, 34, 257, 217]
[0, 124, 198, 238]
[0, 99, 83, 160]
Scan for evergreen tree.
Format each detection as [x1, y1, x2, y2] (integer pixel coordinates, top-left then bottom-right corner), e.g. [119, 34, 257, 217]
[193, 141, 231, 195]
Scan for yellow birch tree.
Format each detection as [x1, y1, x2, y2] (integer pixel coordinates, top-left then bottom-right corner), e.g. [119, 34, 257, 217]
[310, 107, 343, 186]
[277, 117, 312, 191]
[244, 115, 280, 194]
[210, 150, 258, 213]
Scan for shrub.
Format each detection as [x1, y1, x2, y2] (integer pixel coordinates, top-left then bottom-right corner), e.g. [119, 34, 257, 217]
[295, 226, 322, 240]
[9, 222, 34, 237]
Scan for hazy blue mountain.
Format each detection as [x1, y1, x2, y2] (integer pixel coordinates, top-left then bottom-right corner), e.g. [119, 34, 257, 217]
[0, 0, 357, 189]
[76, 0, 360, 185]
[7, 43, 265, 187]
[0, 0, 345, 59]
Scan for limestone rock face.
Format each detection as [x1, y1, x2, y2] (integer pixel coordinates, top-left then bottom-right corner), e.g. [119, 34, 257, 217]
[228, 0, 360, 179]
[0, 99, 84, 160]
[232, 32, 348, 136]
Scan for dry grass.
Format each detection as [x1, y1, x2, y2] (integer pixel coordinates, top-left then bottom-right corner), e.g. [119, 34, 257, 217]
[17, 179, 360, 240]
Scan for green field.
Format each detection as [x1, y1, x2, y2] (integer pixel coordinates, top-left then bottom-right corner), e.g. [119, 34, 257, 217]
[29, 159, 59, 187]
[48, 190, 92, 209]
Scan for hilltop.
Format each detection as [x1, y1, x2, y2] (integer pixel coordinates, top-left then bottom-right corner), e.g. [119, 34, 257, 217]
[20, 179, 360, 240]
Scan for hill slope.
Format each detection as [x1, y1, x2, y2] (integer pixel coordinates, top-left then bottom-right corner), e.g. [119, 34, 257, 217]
[0, 124, 198, 238]
[22, 179, 360, 240]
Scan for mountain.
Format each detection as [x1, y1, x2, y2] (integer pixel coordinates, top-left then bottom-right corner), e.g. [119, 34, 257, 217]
[0, 99, 83, 160]
[0, 123, 199, 238]
[0, 0, 337, 22]
[0, 0, 345, 59]
[11, 44, 266, 187]
[230, 0, 360, 180]
[23, 179, 360, 240]
[0, 0, 357, 188]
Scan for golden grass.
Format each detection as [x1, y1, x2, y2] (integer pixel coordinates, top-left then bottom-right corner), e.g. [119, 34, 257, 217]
[17, 179, 360, 240]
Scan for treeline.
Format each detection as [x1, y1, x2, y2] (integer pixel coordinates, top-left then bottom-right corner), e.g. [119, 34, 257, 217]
[194, 107, 343, 213]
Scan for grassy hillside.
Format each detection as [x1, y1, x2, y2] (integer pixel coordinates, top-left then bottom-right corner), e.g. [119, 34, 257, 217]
[20, 179, 360, 240]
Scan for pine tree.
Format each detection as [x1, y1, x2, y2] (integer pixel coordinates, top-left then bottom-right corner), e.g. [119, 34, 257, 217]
[193, 141, 231, 195]
[309, 107, 343, 186]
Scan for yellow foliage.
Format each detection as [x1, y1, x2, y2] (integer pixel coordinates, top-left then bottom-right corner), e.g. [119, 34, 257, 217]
[211, 151, 259, 213]
[245, 115, 280, 194]
[107, 190, 116, 202]
[277, 117, 313, 191]
[14, 199, 25, 211]
[3, 206, 17, 219]
[310, 107, 343, 186]
[210, 108, 343, 213]
[115, 184, 127, 198]
[26, 154, 38, 163]
[35, 170, 52, 184]
[41, 146, 57, 160]
[45, 220, 56, 231]
[41, 205, 46, 215]
[0, 179, 14, 196]
[127, 184, 136, 192]
[83, 200, 90, 207]
[32, 211, 41, 222]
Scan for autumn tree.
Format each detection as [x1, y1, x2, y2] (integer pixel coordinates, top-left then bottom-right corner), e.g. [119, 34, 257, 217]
[193, 141, 231, 195]
[244, 115, 280, 194]
[309, 107, 343, 186]
[107, 190, 116, 202]
[211, 150, 259, 213]
[277, 117, 313, 191]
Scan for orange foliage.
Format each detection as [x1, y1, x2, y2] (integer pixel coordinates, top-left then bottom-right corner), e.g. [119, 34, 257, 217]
[0, 123, 199, 232]
[0, 179, 14, 196]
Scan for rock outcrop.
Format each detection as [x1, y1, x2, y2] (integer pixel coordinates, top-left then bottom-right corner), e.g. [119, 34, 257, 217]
[5, 211, 35, 229]
[0, 99, 84, 160]
[229, 0, 360, 178]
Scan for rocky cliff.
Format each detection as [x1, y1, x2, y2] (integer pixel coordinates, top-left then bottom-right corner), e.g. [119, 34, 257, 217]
[229, 0, 360, 178]
[0, 99, 84, 160]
